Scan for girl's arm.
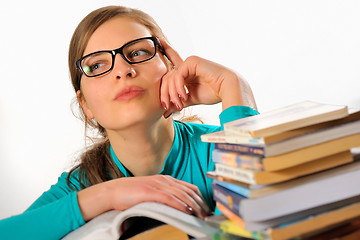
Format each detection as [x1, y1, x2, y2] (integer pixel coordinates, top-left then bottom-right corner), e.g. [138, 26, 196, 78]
[0, 173, 84, 240]
[77, 175, 211, 222]
[0, 173, 210, 239]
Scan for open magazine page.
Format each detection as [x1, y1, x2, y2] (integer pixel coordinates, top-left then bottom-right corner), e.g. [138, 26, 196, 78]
[62, 202, 218, 240]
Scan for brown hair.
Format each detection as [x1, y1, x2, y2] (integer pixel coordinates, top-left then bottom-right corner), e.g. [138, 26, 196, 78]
[67, 6, 168, 189]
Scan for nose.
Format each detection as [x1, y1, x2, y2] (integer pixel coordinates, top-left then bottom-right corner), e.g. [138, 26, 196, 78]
[112, 54, 137, 79]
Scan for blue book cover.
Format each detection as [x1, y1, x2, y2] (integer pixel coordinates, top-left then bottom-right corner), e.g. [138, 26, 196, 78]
[212, 181, 247, 217]
[213, 180, 250, 198]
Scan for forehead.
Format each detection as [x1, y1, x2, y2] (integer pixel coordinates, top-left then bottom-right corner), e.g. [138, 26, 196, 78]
[83, 17, 152, 55]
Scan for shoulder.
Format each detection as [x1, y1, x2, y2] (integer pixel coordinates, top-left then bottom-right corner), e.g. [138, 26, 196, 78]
[173, 105, 259, 135]
[220, 105, 259, 125]
[173, 120, 220, 138]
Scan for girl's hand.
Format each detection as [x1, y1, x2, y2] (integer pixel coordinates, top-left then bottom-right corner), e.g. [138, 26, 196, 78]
[77, 175, 212, 221]
[159, 39, 257, 118]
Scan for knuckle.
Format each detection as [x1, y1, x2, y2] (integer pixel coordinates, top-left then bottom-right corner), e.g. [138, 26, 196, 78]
[178, 191, 191, 201]
[169, 93, 179, 102]
[188, 185, 200, 196]
[162, 193, 175, 202]
[156, 175, 170, 181]
[186, 55, 201, 63]
[192, 185, 200, 192]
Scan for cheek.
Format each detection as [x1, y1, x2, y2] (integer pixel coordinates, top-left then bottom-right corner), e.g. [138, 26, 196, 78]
[81, 82, 107, 114]
[145, 58, 168, 96]
[150, 57, 168, 83]
[144, 59, 168, 109]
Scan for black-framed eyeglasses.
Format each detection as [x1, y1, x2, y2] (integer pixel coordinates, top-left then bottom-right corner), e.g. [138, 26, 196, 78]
[76, 36, 164, 78]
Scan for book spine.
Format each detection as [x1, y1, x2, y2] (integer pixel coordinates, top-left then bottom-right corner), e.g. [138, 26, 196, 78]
[214, 180, 250, 198]
[219, 220, 253, 239]
[216, 202, 245, 228]
[224, 125, 253, 137]
[201, 134, 227, 143]
[215, 143, 265, 157]
[212, 149, 263, 171]
[216, 203, 266, 240]
[201, 130, 265, 145]
[215, 164, 257, 185]
[212, 182, 246, 217]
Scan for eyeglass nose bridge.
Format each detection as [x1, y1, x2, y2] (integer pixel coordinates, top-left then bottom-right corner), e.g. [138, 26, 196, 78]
[111, 46, 133, 65]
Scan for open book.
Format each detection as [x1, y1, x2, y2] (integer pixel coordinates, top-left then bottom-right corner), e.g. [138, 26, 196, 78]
[62, 202, 218, 240]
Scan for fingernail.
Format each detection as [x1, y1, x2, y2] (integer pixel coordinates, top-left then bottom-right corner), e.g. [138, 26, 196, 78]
[161, 101, 168, 111]
[184, 85, 189, 94]
[179, 95, 186, 102]
[165, 113, 172, 119]
[175, 103, 182, 111]
[186, 206, 193, 213]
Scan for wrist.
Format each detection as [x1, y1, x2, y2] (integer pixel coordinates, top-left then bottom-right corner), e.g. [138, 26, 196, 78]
[77, 181, 114, 221]
[219, 72, 243, 109]
[219, 72, 257, 111]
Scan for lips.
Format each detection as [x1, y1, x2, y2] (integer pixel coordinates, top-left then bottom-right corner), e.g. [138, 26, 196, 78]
[114, 86, 146, 101]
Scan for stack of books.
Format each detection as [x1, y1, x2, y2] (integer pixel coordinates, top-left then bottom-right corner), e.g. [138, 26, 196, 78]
[201, 101, 360, 240]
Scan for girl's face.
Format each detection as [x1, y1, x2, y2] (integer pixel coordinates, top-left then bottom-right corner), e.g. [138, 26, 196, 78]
[78, 17, 168, 131]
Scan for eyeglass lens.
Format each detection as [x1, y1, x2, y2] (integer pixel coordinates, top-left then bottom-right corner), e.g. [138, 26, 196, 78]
[81, 38, 157, 77]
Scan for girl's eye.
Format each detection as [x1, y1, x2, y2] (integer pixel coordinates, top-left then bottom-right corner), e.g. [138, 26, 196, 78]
[84, 63, 106, 75]
[128, 49, 152, 61]
[81, 51, 112, 76]
[90, 63, 104, 72]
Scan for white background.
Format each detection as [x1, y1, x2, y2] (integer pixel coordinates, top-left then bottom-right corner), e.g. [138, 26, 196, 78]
[1, 0, 359, 219]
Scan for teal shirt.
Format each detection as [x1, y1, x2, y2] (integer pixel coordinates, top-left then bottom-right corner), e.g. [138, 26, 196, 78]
[0, 106, 258, 240]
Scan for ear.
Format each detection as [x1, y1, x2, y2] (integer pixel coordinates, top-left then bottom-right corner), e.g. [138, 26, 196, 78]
[76, 90, 95, 119]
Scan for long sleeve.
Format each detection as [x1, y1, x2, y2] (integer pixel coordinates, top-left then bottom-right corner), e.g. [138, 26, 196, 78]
[0, 172, 85, 240]
[219, 105, 259, 128]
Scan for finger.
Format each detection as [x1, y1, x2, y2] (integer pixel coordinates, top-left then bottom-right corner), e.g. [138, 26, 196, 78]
[163, 103, 178, 119]
[160, 71, 181, 117]
[160, 74, 171, 112]
[168, 74, 184, 111]
[147, 176, 201, 215]
[126, 176, 194, 215]
[164, 177, 212, 216]
[172, 178, 212, 215]
[154, 177, 206, 218]
[140, 184, 194, 215]
[159, 38, 183, 68]
[174, 76, 189, 102]
[170, 184, 210, 218]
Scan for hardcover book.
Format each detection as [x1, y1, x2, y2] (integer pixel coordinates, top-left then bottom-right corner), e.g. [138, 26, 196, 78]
[262, 108, 360, 144]
[216, 194, 360, 234]
[212, 160, 360, 222]
[214, 150, 353, 185]
[223, 101, 348, 138]
[216, 200, 360, 240]
[207, 118, 360, 157]
[211, 149, 264, 171]
[215, 133, 360, 171]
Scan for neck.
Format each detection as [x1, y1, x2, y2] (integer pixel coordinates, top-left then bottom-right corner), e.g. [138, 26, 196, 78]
[107, 117, 175, 176]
